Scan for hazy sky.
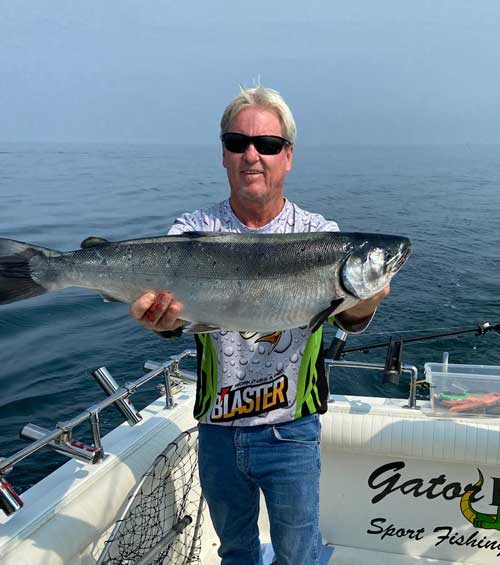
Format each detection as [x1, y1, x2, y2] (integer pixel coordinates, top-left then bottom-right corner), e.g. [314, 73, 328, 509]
[1, 1, 499, 145]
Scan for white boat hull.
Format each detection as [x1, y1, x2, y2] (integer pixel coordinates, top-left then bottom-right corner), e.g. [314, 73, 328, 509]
[321, 395, 500, 564]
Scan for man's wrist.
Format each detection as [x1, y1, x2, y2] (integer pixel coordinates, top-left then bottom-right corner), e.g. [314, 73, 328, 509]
[335, 308, 376, 334]
[154, 326, 183, 339]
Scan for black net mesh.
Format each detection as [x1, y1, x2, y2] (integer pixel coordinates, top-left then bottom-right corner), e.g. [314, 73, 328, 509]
[97, 427, 203, 565]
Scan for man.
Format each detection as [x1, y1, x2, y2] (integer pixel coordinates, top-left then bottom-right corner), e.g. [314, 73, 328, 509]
[130, 87, 388, 565]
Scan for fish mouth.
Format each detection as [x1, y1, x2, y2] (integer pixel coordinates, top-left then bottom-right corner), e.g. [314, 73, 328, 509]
[386, 243, 411, 275]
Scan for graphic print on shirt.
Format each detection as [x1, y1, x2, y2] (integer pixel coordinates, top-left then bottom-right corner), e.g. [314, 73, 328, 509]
[239, 331, 289, 353]
[210, 373, 289, 422]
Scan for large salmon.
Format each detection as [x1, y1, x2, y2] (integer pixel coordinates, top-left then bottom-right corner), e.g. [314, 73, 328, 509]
[0, 232, 411, 332]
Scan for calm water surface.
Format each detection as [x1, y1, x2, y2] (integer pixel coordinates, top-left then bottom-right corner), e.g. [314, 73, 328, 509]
[0, 143, 499, 491]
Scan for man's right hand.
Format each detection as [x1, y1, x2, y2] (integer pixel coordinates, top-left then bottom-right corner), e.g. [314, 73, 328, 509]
[129, 291, 184, 332]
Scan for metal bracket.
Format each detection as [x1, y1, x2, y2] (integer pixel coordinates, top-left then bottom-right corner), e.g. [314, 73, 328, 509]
[88, 409, 104, 463]
[383, 336, 404, 385]
[163, 367, 175, 409]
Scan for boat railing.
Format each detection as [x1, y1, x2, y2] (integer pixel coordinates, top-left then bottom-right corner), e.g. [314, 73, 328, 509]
[0, 349, 197, 516]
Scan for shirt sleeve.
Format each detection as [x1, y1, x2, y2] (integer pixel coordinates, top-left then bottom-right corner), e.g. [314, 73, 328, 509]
[168, 212, 201, 235]
[318, 219, 340, 232]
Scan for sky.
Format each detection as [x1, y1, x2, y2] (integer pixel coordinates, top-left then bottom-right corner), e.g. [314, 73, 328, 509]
[1, 0, 499, 145]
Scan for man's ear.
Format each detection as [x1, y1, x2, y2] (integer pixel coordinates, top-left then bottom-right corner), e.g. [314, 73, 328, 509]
[222, 146, 228, 169]
[285, 144, 294, 172]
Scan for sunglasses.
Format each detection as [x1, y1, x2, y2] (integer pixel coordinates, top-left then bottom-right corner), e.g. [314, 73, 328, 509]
[221, 132, 291, 155]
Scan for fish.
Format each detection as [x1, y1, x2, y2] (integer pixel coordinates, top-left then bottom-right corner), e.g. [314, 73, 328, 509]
[0, 231, 411, 333]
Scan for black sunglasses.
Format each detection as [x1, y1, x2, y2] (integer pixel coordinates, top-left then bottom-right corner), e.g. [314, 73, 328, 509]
[221, 132, 291, 155]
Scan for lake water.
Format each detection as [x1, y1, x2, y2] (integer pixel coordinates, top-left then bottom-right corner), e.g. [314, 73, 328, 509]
[0, 143, 499, 492]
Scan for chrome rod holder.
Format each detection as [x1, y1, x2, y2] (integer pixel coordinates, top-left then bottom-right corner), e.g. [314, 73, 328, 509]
[0, 476, 23, 516]
[20, 424, 101, 464]
[91, 367, 142, 426]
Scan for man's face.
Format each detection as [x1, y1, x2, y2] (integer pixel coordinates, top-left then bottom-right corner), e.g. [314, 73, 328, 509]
[222, 107, 293, 207]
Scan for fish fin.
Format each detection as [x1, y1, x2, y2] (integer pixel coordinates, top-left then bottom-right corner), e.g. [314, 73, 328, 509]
[110, 232, 228, 246]
[97, 291, 123, 303]
[180, 231, 227, 239]
[309, 298, 345, 333]
[184, 322, 222, 334]
[0, 238, 59, 305]
[81, 236, 110, 249]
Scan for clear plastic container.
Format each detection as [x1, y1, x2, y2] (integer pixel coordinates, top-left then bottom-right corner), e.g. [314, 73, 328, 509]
[425, 363, 500, 418]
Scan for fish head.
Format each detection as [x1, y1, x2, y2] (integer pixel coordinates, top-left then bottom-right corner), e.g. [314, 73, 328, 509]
[341, 235, 411, 300]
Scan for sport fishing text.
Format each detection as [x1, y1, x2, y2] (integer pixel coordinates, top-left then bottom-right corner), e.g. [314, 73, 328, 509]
[367, 518, 500, 557]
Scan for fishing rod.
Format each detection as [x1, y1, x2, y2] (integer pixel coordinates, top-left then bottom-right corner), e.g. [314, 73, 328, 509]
[325, 321, 500, 386]
[341, 321, 500, 356]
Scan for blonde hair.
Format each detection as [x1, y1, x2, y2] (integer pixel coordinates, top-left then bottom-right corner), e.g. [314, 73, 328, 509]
[220, 86, 297, 144]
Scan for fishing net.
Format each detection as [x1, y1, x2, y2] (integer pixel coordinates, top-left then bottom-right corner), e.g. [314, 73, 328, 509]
[97, 426, 204, 565]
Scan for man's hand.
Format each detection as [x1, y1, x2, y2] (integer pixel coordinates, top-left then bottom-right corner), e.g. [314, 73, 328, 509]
[336, 284, 390, 330]
[129, 291, 184, 332]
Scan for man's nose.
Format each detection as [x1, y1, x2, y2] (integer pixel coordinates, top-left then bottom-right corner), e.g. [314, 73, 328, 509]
[242, 142, 259, 161]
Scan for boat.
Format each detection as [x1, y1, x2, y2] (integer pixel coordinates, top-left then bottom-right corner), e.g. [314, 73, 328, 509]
[1, 322, 500, 564]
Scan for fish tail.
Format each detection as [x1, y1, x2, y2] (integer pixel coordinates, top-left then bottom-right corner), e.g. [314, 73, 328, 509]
[0, 238, 59, 305]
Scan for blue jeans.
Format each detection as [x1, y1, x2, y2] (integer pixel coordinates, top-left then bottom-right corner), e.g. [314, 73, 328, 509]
[198, 415, 321, 565]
